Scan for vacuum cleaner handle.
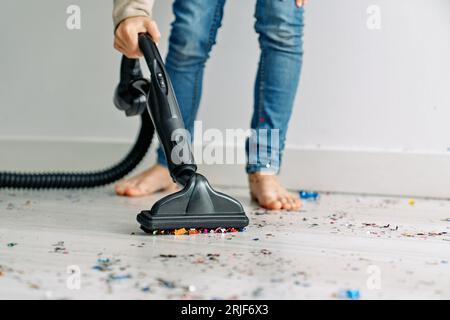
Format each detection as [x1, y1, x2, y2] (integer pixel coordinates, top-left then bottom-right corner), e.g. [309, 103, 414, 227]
[138, 33, 197, 185]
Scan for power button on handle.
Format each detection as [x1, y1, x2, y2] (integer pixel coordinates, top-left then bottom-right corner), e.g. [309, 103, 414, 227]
[157, 72, 166, 90]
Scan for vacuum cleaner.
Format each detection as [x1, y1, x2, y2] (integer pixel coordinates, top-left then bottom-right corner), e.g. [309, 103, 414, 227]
[0, 34, 249, 233]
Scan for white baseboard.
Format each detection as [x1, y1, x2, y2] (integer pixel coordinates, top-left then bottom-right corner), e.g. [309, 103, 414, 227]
[1, 138, 449, 199]
[199, 147, 450, 199]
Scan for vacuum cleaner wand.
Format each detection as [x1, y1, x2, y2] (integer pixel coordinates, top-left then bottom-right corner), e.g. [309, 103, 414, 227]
[137, 34, 197, 186]
[132, 34, 249, 232]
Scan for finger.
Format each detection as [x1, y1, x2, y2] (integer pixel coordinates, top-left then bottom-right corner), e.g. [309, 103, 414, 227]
[113, 40, 125, 54]
[115, 27, 134, 52]
[123, 30, 143, 58]
[114, 36, 127, 50]
[115, 41, 139, 59]
[296, 0, 303, 7]
[144, 20, 161, 44]
[114, 42, 128, 57]
[115, 35, 138, 58]
[125, 51, 141, 59]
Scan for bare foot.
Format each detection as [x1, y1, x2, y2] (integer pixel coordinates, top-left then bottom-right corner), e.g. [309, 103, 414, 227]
[249, 173, 302, 211]
[115, 164, 178, 197]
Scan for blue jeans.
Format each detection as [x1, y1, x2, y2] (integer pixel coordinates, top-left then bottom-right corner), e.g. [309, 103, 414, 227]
[157, 0, 304, 174]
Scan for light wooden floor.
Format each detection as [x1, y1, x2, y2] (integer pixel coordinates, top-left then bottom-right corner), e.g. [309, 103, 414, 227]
[0, 186, 449, 300]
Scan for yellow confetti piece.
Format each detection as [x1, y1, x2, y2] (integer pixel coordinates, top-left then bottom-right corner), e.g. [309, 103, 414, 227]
[174, 228, 188, 235]
[408, 198, 415, 206]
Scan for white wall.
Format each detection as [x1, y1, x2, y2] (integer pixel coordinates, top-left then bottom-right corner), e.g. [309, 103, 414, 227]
[1, 1, 450, 196]
[198, 0, 450, 153]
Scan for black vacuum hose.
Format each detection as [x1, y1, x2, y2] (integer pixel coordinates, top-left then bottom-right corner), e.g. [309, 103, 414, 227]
[0, 112, 154, 189]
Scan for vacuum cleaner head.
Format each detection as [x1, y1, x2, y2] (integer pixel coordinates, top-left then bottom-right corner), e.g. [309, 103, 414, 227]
[137, 173, 249, 233]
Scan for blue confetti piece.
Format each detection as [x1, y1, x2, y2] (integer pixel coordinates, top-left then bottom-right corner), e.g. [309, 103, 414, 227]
[97, 257, 110, 264]
[109, 274, 132, 281]
[344, 289, 360, 300]
[299, 190, 319, 200]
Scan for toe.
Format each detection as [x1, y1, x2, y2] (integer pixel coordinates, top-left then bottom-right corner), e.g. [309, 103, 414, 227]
[263, 199, 283, 210]
[115, 184, 124, 195]
[115, 181, 131, 195]
[124, 186, 148, 197]
[258, 191, 283, 210]
[123, 176, 164, 197]
[285, 196, 301, 211]
[292, 197, 302, 210]
[290, 196, 300, 211]
[281, 197, 293, 210]
[123, 179, 152, 197]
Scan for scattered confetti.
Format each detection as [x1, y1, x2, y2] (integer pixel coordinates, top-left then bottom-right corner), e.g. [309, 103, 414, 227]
[401, 231, 447, 238]
[51, 241, 68, 254]
[207, 253, 220, 261]
[362, 223, 399, 231]
[299, 190, 319, 200]
[28, 283, 40, 290]
[174, 228, 188, 235]
[343, 289, 361, 300]
[159, 254, 177, 258]
[252, 287, 264, 297]
[108, 274, 132, 281]
[149, 227, 245, 236]
[1, 189, 449, 300]
[92, 257, 117, 272]
[157, 278, 176, 289]
[187, 285, 196, 292]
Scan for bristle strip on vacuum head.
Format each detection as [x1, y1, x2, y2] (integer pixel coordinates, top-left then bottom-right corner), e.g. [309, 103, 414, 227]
[140, 226, 247, 235]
